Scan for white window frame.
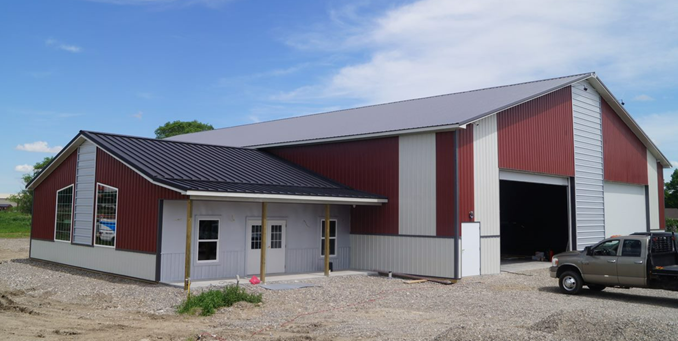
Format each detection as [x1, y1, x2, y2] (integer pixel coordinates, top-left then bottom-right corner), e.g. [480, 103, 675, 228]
[320, 219, 338, 257]
[93, 182, 118, 248]
[196, 218, 220, 263]
[53, 184, 74, 243]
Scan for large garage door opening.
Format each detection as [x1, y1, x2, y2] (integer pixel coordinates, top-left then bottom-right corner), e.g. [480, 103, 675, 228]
[500, 180, 569, 261]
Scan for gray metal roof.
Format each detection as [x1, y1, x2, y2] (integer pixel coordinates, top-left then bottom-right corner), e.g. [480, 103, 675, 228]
[81, 131, 385, 200]
[168, 73, 593, 147]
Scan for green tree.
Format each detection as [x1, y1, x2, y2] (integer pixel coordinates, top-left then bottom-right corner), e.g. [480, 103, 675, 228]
[154, 120, 214, 139]
[8, 156, 55, 214]
[666, 169, 678, 209]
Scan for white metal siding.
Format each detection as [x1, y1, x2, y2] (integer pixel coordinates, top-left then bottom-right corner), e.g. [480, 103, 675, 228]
[350, 234, 455, 278]
[160, 200, 351, 282]
[480, 237, 500, 275]
[473, 115, 500, 275]
[473, 115, 500, 237]
[31, 239, 156, 281]
[398, 133, 437, 236]
[647, 150, 660, 230]
[572, 81, 606, 250]
[604, 182, 647, 236]
[73, 141, 96, 245]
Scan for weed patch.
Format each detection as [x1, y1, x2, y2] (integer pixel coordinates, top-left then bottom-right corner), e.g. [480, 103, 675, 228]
[177, 285, 262, 316]
[0, 211, 31, 238]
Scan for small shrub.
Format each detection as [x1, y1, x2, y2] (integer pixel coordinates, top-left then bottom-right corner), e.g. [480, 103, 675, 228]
[666, 218, 678, 233]
[177, 285, 262, 316]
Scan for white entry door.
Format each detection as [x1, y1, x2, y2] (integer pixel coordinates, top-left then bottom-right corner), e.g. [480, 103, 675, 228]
[246, 220, 286, 275]
[462, 222, 481, 277]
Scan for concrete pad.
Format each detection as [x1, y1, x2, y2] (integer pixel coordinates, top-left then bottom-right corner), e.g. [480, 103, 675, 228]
[165, 270, 376, 289]
[500, 260, 551, 273]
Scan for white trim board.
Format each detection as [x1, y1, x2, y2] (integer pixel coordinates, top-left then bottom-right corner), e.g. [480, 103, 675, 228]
[499, 171, 569, 186]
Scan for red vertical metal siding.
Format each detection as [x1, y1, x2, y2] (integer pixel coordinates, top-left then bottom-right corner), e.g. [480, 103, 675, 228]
[95, 149, 185, 253]
[658, 163, 666, 229]
[497, 87, 575, 177]
[458, 126, 474, 226]
[601, 100, 648, 185]
[32, 152, 77, 241]
[436, 131, 456, 237]
[267, 137, 399, 235]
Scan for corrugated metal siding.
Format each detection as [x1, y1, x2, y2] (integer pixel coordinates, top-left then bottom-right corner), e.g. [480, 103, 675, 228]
[658, 163, 666, 229]
[473, 115, 500, 237]
[399, 133, 437, 236]
[572, 81, 606, 250]
[31, 239, 156, 281]
[436, 131, 456, 237]
[96, 149, 184, 253]
[647, 150, 660, 230]
[458, 126, 474, 225]
[73, 141, 96, 245]
[32, 152, 77, 240]
[480, 237, 500, 274]
[602, 99, 648, 185]
[350, 234, 455, 278]
[497, 87, 575, 177]
[267, 137, 399, 234]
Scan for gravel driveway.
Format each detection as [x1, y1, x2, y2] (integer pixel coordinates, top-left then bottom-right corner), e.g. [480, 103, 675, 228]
[1, 238, 678, 340]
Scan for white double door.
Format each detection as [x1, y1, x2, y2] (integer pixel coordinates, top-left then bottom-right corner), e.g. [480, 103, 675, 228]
[246, 220, 286, 275]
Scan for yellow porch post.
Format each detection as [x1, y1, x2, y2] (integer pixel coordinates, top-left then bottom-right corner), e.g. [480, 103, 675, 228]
[324, 204, 330, 277]
[260, 202, 267, 283]
[184, 199, 193, 291]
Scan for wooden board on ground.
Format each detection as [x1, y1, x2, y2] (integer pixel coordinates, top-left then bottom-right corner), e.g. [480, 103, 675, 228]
[403, 279, 427, 284]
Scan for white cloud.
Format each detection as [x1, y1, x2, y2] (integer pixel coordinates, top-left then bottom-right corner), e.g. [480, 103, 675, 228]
[15, 141, 63, 153]
[280, 0, 678, 104]
[14, 165, 34, 173]
[633, 94, 655, 101]
[672, 161, 678, 168]
[45, 39, 82, 53]
[132, 111, 143, 119]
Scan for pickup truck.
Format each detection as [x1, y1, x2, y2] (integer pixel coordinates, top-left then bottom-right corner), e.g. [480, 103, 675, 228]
[550, 232, 678, 294]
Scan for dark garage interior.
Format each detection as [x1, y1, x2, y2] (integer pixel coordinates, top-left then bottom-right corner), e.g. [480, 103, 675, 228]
[500, 180, 569, 259]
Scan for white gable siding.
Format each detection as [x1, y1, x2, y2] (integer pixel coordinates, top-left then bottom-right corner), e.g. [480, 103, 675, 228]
[398, 133, 437, 236]
[73, 141, 96, 245]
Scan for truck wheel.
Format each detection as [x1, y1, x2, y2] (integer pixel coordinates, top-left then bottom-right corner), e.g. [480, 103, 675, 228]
[559, 271, 583, 295]
[587, 284, 605, 292]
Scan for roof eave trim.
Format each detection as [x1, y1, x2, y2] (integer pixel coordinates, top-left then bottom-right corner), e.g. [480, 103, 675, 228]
[186, 190, 387, 206]
[246, 124, 461, 149]
[586, 76, 672, 168]
[459, 73, 595, 126]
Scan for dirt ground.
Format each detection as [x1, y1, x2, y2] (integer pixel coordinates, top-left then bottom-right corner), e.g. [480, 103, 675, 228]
[2, 238, 678, 340]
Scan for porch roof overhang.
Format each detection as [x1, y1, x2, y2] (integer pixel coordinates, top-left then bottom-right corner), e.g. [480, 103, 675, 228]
[187, 191, 387, 206]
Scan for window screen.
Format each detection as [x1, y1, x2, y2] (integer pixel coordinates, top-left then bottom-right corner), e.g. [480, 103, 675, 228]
[55, 185, 73, 241]
[94, 184, 117, 247]
[320, 220, 337, 256]
[198, 220, 219, 261]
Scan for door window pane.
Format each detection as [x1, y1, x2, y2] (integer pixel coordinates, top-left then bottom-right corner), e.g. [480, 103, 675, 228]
[592, 240, 620, 256]
[251, 225, 262, 250]
[271, 225, 282, 249]
[622, 240, 642, 257]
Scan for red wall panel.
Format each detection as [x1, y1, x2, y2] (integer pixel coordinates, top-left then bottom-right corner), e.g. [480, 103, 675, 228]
[658, 163, 666, 229]
[267, 137, 399, 235]
[32, 152, 77, 241]
[458, 126, 474, 226]
[497, 87, 575, 177]
[602, 100, 648, 185]
[436, 131, 456, 237]
[96, 149, 184, 253]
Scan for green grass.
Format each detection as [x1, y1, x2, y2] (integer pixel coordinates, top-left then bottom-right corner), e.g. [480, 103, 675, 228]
[0, 211, 31, 238]
[177, 285, 262, 316]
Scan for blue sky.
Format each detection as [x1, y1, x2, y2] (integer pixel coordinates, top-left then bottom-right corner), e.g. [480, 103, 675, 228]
[1, 0, 678, 194]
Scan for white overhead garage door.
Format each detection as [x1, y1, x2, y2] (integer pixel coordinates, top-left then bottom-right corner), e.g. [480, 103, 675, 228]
[604, 182, 647, 237]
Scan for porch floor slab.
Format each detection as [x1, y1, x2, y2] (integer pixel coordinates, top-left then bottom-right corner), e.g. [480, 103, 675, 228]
[165, 270, 376, 289]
